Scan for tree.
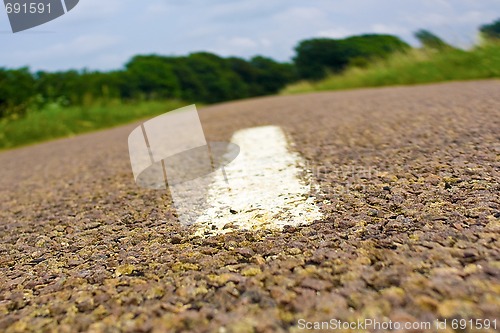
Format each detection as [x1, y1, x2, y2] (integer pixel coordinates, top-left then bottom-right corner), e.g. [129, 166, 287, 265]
[227, 57, 257, 97]
[183, 52, 245, 103]
[414, 29, 451, 50]
[0, 67, 36, 118]
[250, 56, 297, 95]
[1, 50, 302, 120]
[294, 34, 410, 80]
[294, 38, 344, 80]
[480, 18, 500, 40]
[125, 55, 181, 100]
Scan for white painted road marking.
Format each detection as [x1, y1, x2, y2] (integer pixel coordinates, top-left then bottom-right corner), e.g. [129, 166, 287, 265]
[195, 125, 322, 236]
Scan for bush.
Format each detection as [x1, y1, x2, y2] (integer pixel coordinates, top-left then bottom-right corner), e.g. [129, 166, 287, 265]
[480, 18, 500, 40]
[293, 34, 410, 80]
[414, 29, 452, 50]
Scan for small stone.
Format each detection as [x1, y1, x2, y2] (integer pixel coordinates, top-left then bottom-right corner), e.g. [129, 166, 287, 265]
[380, 287, 406, 306]
[92, 305, 108, 317]
[115, 264, 139, 277]
[208, 273, 244, 287]
[426, 175, 441, 186]
[171, 236, 182, 244]
[463, 264, 480, 275]
[171, 262, 199, 272]
[145, 286, 165, 300]
[283, 225, 299, 233]
[241, 266, 262, 277]
[74, 292, 95, 312]
[252, 255, 266, 266]
[28, 258, 46, 266]
[300, 278, 332, 291]
[438, 300, 477, 318]
[236, 248, 254, 258]
[287, 248, 302, 255]
[415, 295, 439, 312]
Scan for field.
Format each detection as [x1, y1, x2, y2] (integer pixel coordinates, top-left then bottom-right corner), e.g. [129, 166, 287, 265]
[282, 42, 500, 94]
[0, 100, 186, 150]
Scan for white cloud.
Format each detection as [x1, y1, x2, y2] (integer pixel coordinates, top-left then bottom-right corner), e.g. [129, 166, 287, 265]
[317, 28, 352, 39]
[422, 0, 452, 9]
[206, 36, 274, 58]
[260, 38, 272, 47]
[456, 10, 496, 24]
[406, 10, 496, 28]
[227, 37, 258, 49]
[207, 0, 280, 18]
[92, 51, 135, 69]
[66, 0, 123, 21]
[273, 7, 326, 22]
[11, 34, 123, 63]
[144, 2, 170, 16]
[371, 24, 409, 35]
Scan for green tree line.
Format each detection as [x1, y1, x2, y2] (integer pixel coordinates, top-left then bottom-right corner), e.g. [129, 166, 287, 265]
[294, 34, 410, 79]
[0, 33, 428, 119]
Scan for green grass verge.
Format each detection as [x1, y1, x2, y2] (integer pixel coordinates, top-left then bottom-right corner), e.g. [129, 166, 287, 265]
[282, 42, 500, 94]
[0, 99, 187, 150]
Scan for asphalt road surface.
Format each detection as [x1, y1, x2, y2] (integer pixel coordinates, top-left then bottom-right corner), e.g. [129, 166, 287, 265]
[1, 81, 499, 332]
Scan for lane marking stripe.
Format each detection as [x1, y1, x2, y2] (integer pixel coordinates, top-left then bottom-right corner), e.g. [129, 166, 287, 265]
[195, 125, 322, 236]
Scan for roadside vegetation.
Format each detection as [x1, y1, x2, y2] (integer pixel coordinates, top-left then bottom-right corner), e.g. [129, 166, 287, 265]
[1, 34, 406, 149]
[282, 41, 500, 95]
[282, 20, 500, 95]
[0, 100, 184, 149]
[1, 18, 498, 150]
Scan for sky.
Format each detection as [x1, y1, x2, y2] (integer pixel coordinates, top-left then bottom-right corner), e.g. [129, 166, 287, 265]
[1, 0, 499, 71]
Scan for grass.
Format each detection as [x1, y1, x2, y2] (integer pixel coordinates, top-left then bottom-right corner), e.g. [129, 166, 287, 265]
[282, 42, 500, 94]
[0, 99, 187, 150]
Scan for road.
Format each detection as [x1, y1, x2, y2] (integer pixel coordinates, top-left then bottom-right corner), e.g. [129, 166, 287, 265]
[1, 81, 499, 332]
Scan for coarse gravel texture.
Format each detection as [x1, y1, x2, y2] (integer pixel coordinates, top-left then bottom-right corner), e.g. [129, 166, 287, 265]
[0, 81, 499, 333]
